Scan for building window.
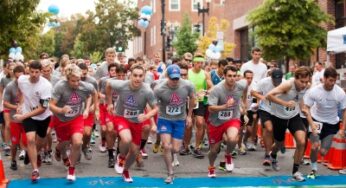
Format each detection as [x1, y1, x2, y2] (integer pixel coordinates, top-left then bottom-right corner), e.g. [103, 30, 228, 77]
[169, 0, 180, 11]
[335, 0, 346, 69]
[239, 28, 250, 61]
[192, 0, 198, 11]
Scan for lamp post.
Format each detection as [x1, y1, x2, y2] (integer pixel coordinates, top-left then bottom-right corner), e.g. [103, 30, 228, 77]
[161, 0, 166, 62]
[197, 0, 211, 36]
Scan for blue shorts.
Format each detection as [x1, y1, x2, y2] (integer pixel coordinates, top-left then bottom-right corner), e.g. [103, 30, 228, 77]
[157, 118, 185, 140]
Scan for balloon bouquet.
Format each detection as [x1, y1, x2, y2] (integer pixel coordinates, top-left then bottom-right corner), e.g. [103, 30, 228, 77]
[138, 6, 153, 29]
[205, 40, 222, 60]
[9, 40, 24, 62]
[47, 4, 60, 28]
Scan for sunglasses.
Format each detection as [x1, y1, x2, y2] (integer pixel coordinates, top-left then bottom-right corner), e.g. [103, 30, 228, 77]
[184, 59, 192, 62]
[170, 77, 180, 81]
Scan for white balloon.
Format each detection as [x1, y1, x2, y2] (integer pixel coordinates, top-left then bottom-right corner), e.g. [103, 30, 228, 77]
[140, 13, 151, 21]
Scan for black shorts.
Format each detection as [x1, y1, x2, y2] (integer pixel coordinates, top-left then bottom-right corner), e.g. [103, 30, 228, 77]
[258, 110, 272, 126]
[271, 114, 306, 142]
[0, 112, 4, 124]
[193, 102, 208, 117]
[23, 116, 51, 138]
[245, 110, 257, 126]
[312, 118, 339, 140]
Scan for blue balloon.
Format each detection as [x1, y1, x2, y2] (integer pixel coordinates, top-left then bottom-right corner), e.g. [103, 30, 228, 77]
[9, 47, 16, 54]
[138, 19, 149, 29]
[15, 47, 22, 54]
[48, 4, 59, 15]
[141, 6, 153, 16]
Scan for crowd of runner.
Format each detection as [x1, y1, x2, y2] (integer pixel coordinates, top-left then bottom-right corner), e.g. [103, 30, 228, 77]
[0, 47, 345, 184]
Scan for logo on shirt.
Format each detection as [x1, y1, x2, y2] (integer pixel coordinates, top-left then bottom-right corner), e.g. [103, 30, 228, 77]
[68, 92, 81, 104]
[170, 93, 182, 106]
[125, 95, 137, 106]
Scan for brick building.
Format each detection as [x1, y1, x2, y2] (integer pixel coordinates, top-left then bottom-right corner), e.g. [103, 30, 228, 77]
[134, 0, 346, 69]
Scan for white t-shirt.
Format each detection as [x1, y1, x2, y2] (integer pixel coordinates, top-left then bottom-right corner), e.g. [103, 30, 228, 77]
[240, 60, 267, 84]
[311, 69, 325, 87]
[18, 75, 52, 120]
[252, 77, 277, 113]
[304, 84, 346, 124]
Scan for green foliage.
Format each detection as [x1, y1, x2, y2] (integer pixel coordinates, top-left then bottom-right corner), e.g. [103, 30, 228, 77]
[37, 30, 56, 57]
[0, 0, 49, 60]
[89, 51, 103, 64]
[247, 0, 333, 61]
[173, 14, 199, 56]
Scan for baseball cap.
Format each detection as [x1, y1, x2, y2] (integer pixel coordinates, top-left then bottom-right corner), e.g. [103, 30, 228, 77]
[271, 69, 283, 86]
[167, 64, 181, 79]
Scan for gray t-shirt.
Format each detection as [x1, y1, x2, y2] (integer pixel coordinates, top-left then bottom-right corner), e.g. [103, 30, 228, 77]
[94, 61, 109, 80]
[3, 80, 20, 121]
[99, 76, 118, 104]
[0, 76, 12, 89]
[154, 79, 195, 121]
[52, 80, 95, 122]
[109, 80, 157, 123]
[82, 76, 98, 90]
[50, 75, 61, 87]
[208, 80, 247, 126]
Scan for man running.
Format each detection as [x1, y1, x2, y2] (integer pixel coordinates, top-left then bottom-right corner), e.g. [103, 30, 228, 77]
[49, 64, 98, 181]
[266, 66, 311, 182]
[303, 67, 346, 179]
[14, 61, 52, 182]
[154, 64, 195, 183]
[106, 64, 158, 183]
[207, 65, 247, 177]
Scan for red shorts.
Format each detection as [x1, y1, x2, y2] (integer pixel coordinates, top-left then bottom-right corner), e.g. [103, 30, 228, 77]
[51, 115, 84, 142]
[10, 122, 27, 146]
[3, 109, 10, 113]
[99, 104, 112, 126]
[84, 113, 95, 127]
[208, 119, 241, 144]
[114, 116, 143, 146]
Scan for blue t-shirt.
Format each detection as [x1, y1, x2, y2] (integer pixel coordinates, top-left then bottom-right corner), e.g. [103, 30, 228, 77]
[210, 70, 223, 85]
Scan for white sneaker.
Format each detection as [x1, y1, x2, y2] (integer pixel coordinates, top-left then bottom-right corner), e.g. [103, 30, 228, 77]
[99, 144, 107, 153]
[51, 131, 57, 143]
[122, 170, 133, 183]
[19, 150, 25, 160]
[67, 167, 76, 182]
[225, 155, 234, 172]
[292, 171, 305, 182]
[115, 155, 125, 174]
[339, 169, 346, 174]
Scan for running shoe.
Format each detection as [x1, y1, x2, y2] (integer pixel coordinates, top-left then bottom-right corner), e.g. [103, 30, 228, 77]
[271, 158, 280, 171]
[307, 170, 317, 179]
[122, 170, 133, 183]
[140, 149, 148, 159]
[136, 154, 144, 168]
[218, 161, 226, 171]
[262, 155, 271, 166]
[67, 166, 76, 182]
[192, 149, 204, 159]
[108, 157, 115, 168]
[46, 151, 53, 165]
[82, 147, 92, 160]
[31, 169, 40, 183]
[19, 150, 25, 160]
[10, 160, 17, 170]
[152, 143, 160, 153]
[339, 169, 346, 174]
[239, 145, 247, 155]
[99, 143, 107, 153]
[179, 147, 190, 155]
[225, 154, 234, 172]
[172, 154, 179, 167]
[164, 173, 174, 184]
[115, 155, 126, 174]
[208, 166, 216, 178]
[292, 171, 305, 182]
[4, 145, 10, 156]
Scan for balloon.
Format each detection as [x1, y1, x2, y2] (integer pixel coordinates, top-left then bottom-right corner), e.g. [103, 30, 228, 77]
[141, 6, 153, 16]
[15, 47, 22, 54]
[138, 19, 149, 29]
[48, 4, 60, 15]
[140, 13, 151, 21]
[9, 47, 16, 54]
[206, 49, 221, 60]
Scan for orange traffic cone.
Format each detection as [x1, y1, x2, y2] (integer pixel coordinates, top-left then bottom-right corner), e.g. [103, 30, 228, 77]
[0, 155, 9, 188]
[328, 136, 346, 170]
[284, 130, 296, 149]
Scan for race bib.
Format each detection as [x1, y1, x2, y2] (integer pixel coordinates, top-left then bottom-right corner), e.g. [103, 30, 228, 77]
[308, 121, 323, 134]
[218, 110, 233, 120]
[166, 106, 182, 116]
[124, 109, 139, 118]
[65, 105, 80, 117]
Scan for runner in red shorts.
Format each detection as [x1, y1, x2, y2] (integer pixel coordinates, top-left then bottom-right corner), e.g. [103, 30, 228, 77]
[106, 64, 158, 183]
[49, 64, 98, 182]
[207, 65, 248, 177]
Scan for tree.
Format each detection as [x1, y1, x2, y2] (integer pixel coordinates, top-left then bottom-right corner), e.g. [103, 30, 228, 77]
[197, 17, 235, 58]
[0, 0, 49, 59]
[247, 0, 333, 62]
[173, 14, 199, 56]
[37, 30, 56, 57]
